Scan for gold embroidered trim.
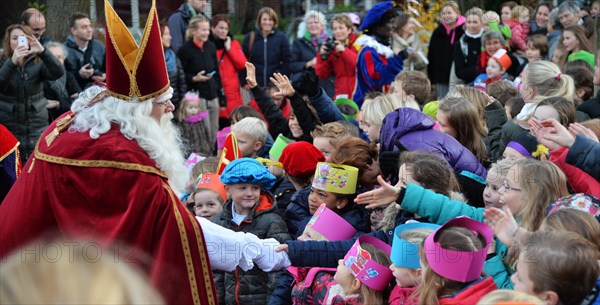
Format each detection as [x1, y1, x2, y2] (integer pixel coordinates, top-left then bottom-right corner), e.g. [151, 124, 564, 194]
[0, 141, 19, 162]
[166, 182, 201, 305]
[34, 149, 167, 179]
[187, 209, 216, 305]
[45, 113, 74, 146]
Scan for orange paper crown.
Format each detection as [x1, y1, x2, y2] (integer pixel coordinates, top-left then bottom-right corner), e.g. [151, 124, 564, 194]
[104, 0, 170, 101]
[216, 132, 242, 175]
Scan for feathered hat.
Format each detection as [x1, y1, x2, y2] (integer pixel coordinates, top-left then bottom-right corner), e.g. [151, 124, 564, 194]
[104, 0, 170, 101]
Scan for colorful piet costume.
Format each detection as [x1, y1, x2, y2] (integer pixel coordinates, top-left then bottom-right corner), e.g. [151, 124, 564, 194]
[352, 1, 405, 106]
[289, 204, 357, 305]
[0, 1, 218, 304]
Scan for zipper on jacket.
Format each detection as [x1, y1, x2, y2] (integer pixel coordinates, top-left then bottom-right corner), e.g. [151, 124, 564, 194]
[263, 36, 267, 88]
[234, 268, 241, 305]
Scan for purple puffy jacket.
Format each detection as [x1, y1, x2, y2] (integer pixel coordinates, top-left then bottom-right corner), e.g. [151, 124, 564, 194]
[380, 108, 487, 178]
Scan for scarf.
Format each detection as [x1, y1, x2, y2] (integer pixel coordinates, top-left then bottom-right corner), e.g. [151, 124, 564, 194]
[304, 28, 328, 47]
[441, 15, 466, 45]
[354, 34, 395, 58]
[164, 48, 176, 73]
[480, 47, 507, 73]
[209, 33, 226, 50]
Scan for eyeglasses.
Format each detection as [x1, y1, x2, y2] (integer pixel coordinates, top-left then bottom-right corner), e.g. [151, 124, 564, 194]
[368, 207, 385, 215]
[502, 181, 522, 192]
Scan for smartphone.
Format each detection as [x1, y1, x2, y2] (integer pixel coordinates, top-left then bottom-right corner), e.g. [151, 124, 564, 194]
[207, 71, 216, 76]
[17, 35, 28, 48]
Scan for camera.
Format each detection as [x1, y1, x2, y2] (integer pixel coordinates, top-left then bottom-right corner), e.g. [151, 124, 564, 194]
[320, 38, 337, 60]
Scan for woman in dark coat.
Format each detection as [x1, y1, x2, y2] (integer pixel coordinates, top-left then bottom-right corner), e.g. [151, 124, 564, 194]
[160, 23, 187, 110]
[44, 42, 81, 123]
[0, 25, 63, 163]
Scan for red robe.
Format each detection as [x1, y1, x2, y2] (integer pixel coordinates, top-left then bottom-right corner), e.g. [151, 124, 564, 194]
[0, 113, 218, 305]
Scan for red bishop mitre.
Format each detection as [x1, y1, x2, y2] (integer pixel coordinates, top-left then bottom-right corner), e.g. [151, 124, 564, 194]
[104, 0, 170, 101]
[216, 132, 242, 175]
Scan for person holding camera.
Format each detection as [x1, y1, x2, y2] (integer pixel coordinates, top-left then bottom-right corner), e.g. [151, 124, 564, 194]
[64, 12, 106, 89]
[289, 10, 335, 98]
[315, 14, 359, 98]
[0, 25, 64, 163]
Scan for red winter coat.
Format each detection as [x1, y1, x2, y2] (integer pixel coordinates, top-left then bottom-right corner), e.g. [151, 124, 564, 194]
[315, 33, 359, 98]
[550, 147, 600, 198]
[438, 277, 497, 305]
[389, 285, 418, 305]
[216, 39, 247, 117]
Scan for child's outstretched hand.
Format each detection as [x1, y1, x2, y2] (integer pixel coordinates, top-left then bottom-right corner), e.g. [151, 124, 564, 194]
[245, 62, 258, 88]
[484, 206, 521, 246]
[270, 73, 295, 98]
[354, 175, 401, 209]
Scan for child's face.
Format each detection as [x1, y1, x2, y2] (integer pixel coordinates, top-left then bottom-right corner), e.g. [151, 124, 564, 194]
[518, 11, 530, 23]
[498, 165, 524, 215]
[501, 6, 512, 23]
[334, 259, 359, 294]
[359, 120, 381, 144]
[235, 132, 261, 158]
[192, 190, 223, 220]
[288, 114, 303, 138]
[525, 43, 542, 62]
[397, 164, 418, 188]
[511, 252, 538, 298]
[297, 226, 326, 241]
[486, 58, 504, 79]
[562, 30, 579, 52]
[308, 188, 344, 215]
[592, 2, 600, 16]
[312, 136, 336, 161]
[389, 264, 420, 287]
[483, 167, 503, 209]
[551, 48, 564, 66]
[185, 100, 201, 118]
[503, 146, 528, 161]
[436, 110, 457, 138]
[226, 183, 261, 215]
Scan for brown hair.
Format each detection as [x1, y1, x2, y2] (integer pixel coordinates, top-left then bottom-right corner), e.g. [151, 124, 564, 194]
[486, 80, 517, 106]
[450, 85, 487, 120]
[581, 119, 600, 140]
[519, 231, 600, 305]
[399, 151, 460, 196]
[330, 137, 378, 179]
[501, 1, 519, 12]
[505, 97, 524, 119]
[255, 7, 279, 29]
[356, 243, 391, 305]
[535, 97, 577, 127]
[1, 25, 26, 59]
[526, 34, 549, 58]
[512, 160, 569, 231]
[330, 14, 353, 30]
[562, 25, 593, 53]
[190, 156, 219, 181]
[393, 11, 411, 33]
[210, 14, 231, 28]
[511, 5, 530, 20]
[418, 226, 486, 305]
[68, 12, 90, 29]
[229, 105, 265, 124]
[563, 62, 594, 102]
[395, 71, 432, 105]
[543, 208, 600, 255]
[438, 97, 489, 162]
[186, 15, 210, 41]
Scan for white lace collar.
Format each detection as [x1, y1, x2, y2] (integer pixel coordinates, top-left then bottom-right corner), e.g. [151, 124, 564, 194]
[355, 35, 395, 58]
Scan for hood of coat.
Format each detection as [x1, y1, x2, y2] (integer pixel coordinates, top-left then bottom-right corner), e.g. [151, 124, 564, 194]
[379, 108, 435, 153]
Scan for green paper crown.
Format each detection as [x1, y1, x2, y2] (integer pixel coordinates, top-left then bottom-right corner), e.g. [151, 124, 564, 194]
[269, 134, 292, 161]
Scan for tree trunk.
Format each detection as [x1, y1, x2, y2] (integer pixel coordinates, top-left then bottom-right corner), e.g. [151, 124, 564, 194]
[46, 0, 90, 42]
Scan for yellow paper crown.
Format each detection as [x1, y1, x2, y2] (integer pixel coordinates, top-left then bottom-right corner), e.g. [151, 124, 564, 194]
[312, 162, 358, 195]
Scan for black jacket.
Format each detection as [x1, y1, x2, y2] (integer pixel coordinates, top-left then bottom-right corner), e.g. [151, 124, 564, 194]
[241, 28, 291, 88]
[44, 71, 81, 122]
[289, 38, 335, 97]
[427, 23, 464, 84]
[453, 32, 482, 83]
[63, 36, 105, 89]
[177, 40, 223, 100]
[0, 49, 64, 162]
[577, 90, 600, 119]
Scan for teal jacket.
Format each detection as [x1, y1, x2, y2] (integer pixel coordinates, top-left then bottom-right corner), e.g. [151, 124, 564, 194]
[400, 183, 514, 289]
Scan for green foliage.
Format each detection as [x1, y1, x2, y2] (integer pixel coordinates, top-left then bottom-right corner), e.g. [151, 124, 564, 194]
[278, 16, 292, 32]
[331, 4, 357, 13]
[28, 1, 47, 15]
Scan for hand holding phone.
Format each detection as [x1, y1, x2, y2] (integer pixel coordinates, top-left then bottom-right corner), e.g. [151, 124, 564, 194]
[18, 35, 28, 48]
[207, 70, 216, 77]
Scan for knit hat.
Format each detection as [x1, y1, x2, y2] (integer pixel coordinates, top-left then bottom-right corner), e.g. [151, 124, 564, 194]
[492, 49, 512, 71]
[334, 97, 360, 121]
[546, 193, 600, 222]
[280, 142, 325, 178]
[195, 173, 227, 202]
[220, 158, 276, 189]
[506, 133, 547, 159]
[359, 1, 396, 32]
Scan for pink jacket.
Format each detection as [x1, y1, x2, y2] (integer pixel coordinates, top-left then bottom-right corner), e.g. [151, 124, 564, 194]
[505, 20, 529, 51]
[389, 285, 418, 305]
[550, 147, 600, 198]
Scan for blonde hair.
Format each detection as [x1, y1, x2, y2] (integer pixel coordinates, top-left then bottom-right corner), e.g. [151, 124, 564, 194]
[186, 15, 210, 41]
[330, 14, 353, 29]
[477, 290, 544, 304]
[361, 94, 418, 126]
[418, 226, 486, 305]
[0, 240, 164, 304]
[511, 5, 530, 19]
[355, 243, 391, 305]
[512, 160, 569, 231]
[488, 158, 517, 181]
[232, 117, 269, 144]
[465, 7, 484, 19]
[442, 1, 461, 16]
[448, 85, 487, 121]
[176, 92, 206, 122]
[438, 97, 489, 162]
[519, 231, 600, 305]
[524, 61, 575, 104]
[310, 122, 350, 144]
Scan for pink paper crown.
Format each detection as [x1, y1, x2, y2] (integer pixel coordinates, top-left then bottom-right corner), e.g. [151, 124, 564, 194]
[423, 216, 493, 283]
[343, 236, 393, 291]
[307, 204, 356, 241]
[184, 91, 201, 102]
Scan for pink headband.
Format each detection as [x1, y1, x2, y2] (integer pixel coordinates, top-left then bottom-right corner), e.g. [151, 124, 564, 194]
[184, 91, 201, 102]
[423, 217, 493, 283]
[343, 236, 393, 291]
[308, 204, 356, 241]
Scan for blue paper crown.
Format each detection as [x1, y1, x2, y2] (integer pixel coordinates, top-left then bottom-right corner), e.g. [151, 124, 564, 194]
[390, 222, 440, 269]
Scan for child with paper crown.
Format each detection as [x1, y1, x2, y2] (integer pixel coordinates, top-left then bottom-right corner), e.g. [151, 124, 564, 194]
[326, 235, 393, 304]
[175, 91, 214, 156]
[417, 216, 498, 304]
[189, 173, 227, 220]
[473, 49, 512, 90]
[388, 222, 440, 305]
[213, 158, 291, 305]
[284, 204, 358, 305]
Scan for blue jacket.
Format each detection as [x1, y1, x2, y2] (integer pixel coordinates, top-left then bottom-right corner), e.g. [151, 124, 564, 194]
[380, 108, 488, 178]
[167, 3, 209, 52]
[308, 88, 345, 123]
[284, 186, 312, 239]
[241, 28, 292, 88]
[352, 35, 404, 106]
[566, 135, 600, 181]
